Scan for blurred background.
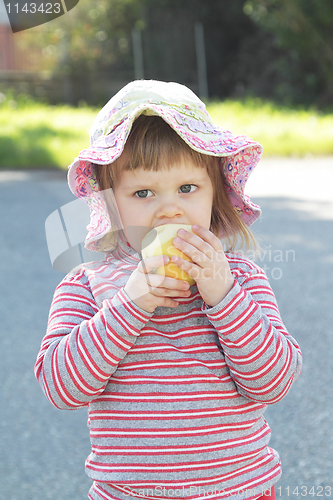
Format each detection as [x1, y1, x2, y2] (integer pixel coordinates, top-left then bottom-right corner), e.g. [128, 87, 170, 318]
[1, 0, 333, 168]
[2, 0, 333, 107]
[0, 1, 332, 499]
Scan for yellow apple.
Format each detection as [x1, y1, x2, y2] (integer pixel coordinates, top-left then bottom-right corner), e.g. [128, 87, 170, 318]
[141, 224, 196, 285]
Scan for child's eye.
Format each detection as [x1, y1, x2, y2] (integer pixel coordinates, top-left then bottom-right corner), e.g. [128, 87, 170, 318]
[180, 184, 197, 193]
[135, 189, 153, 198]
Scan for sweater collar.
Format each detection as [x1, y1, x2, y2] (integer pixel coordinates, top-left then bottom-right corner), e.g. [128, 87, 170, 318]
[106, 229, 142, 267]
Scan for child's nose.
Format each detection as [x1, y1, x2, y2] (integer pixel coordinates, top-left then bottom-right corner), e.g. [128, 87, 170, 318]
[155, 199, 183, 218]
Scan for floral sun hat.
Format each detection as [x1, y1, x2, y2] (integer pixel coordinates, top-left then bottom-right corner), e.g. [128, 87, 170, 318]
[68, 79, 263, 252]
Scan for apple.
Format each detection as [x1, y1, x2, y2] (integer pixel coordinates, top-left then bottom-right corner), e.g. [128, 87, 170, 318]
[141, 224, 196, 285]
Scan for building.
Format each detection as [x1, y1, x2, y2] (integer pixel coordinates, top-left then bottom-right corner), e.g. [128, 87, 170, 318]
[0, 3, 54, 100]
[0, 3, 45, 72]
[0, 3, 17, 70]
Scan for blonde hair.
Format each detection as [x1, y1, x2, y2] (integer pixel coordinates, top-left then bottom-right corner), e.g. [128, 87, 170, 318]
[95, 115, 257, 252]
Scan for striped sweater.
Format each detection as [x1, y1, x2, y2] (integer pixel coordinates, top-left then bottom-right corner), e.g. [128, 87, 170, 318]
[35, 233, 302, 500]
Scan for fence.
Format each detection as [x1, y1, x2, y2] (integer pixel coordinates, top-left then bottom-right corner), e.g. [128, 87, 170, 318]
[0, 20, 207, 105]
[0, 69, 136, 104]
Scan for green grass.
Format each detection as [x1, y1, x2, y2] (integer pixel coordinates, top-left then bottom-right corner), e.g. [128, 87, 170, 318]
[1, 93, 333, 169]
[0, 94, 97, 169]
[207, 98, 333, 157]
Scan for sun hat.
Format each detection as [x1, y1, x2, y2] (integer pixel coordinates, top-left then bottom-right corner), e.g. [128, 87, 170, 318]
[68, 79, 263, 252]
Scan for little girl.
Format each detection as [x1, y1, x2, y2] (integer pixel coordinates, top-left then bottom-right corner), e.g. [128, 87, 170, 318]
[35, 80, 302, 500]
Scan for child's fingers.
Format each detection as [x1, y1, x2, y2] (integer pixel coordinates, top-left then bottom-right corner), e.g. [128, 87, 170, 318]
[170, 255, 197, 278]
[173, 226, 224, 262]
[146, 275, 191, 298]
[150, 286, 191, 298]
[139, 256, 191, 293]
[190, 225, 224, 253]
[154, 297, 180, 309]
[139, 255, 170, 274]
[146, 273, 190, 291]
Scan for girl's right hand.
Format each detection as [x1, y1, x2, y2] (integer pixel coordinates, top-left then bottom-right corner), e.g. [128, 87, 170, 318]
[124, 255, 192, 313]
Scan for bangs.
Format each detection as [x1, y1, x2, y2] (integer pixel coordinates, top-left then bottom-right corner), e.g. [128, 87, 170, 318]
[118, 114, 212, 173]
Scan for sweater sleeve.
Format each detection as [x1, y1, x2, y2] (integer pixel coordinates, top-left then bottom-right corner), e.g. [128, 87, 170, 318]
[202, 262, 302, 404]
[34, 271, 153, 410]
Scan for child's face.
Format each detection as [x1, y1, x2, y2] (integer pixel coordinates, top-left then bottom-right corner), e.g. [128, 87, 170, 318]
[113, 159, 214, 253]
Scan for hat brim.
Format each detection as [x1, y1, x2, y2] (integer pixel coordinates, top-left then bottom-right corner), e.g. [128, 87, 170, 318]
[67, 81, 262, 252]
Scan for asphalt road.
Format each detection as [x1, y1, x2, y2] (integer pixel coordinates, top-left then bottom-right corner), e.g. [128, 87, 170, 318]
[0, 157, 332, 500]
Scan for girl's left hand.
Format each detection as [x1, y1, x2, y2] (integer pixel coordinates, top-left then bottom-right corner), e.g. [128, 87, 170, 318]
[171, 225, 235, 307]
